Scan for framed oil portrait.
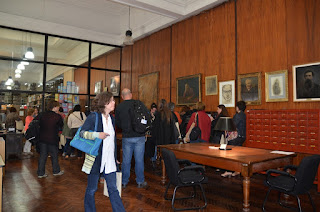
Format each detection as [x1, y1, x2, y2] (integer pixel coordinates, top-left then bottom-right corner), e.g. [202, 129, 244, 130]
[219, 80, 235, 107]
[109, 75, 120, 96]
[293, 62, 320, 102]
[205, 75, 217, 95]
[176, 74, 201, 105]
[94, 81, 102, 94]
[237, 72, 261, 105]
[138, 72, 159, 108]
[265, 70, 288, 102]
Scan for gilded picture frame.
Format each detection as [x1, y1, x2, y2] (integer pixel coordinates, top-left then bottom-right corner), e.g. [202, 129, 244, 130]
[293, 62, 320, 102]
[237, 72, 261, 105]
[205, 75, 218, 96]
[176, 74, 201, 105]
[219, 80, 235, 107]
[138, 72, 159, 108]
[265, 70, 288, 102]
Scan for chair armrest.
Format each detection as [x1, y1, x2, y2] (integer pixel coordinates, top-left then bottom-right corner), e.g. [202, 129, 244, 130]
[265, 169, 297, 192]
[283, 165, 298, 172]
[177, 159, 192, 166]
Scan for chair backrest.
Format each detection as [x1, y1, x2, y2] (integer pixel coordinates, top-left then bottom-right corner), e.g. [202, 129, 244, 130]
[294, 155, 320, 194]
[161, 148, 180, 185]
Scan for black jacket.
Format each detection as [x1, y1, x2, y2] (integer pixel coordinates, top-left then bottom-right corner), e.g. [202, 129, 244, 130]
[115, 99, 146, 138]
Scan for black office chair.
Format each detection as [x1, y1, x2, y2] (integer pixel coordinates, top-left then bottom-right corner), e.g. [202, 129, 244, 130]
[262, 154, 320, 212]
[161, 148, 207, 211]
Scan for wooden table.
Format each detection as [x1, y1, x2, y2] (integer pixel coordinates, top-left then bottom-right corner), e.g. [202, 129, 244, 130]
[159, 143, 296, 211]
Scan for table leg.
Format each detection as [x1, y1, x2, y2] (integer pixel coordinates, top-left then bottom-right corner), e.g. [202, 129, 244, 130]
[243, 176, 250, 211]
[161, 159, 166, 185]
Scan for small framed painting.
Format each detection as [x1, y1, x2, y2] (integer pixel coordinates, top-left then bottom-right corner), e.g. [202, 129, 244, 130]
[219, 80, 235, 107]
[205, 75, 218, 96]
[237, 72, 261, 105]
[94, 81, 102, 94]
[265, 70, 288, 102]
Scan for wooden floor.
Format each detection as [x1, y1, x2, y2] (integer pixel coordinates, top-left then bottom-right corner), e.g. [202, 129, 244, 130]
[3, 153, 320, 212]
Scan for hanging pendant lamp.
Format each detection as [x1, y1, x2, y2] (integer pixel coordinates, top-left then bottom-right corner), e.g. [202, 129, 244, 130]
[25, 47, 34, 59]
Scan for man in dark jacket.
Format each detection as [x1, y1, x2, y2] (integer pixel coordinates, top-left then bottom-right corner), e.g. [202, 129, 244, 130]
[36, 100, 64, 178]
[115, 88, 148, 188]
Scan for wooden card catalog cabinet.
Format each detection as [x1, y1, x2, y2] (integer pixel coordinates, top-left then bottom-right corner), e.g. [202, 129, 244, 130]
[246, 109, 320, 154]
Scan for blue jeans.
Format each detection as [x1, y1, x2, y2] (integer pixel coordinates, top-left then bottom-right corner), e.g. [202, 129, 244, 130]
[84, 171, 125, 212]
[122, 136, 145, 185]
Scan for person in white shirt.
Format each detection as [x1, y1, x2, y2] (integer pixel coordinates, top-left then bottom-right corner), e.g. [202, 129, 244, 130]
[67, 104, 86, 158]
[81, 91, 125, 212]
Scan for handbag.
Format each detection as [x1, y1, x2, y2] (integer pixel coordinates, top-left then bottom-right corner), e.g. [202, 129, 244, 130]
[189, 113, 201, 141]
[70, 112, 102, 156]
[103, 172, 122, 197]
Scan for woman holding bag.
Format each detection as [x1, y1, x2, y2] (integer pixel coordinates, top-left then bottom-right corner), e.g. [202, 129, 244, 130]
[185, 102, 211, 143]
[80, 91, 125, 212]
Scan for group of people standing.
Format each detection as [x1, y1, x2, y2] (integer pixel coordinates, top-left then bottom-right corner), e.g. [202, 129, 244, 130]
[14, 87, 247, 212]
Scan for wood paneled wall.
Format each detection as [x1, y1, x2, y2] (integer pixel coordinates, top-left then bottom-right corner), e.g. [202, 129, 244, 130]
[77, 0, 320, 113]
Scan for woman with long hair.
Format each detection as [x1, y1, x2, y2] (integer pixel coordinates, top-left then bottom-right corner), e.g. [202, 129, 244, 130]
[81, 91, 125, 212]
[210, 104, 229, 143]
[152, 99, 176, 146]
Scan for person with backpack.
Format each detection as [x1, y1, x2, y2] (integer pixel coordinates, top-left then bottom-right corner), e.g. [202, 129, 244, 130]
[67, 104, 87, 159]
[115, 88, 150, 189]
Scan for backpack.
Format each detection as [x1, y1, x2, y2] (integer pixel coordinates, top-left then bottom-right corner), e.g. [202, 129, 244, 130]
[25, 119, 40, 145]
[130, 100, 151, 134]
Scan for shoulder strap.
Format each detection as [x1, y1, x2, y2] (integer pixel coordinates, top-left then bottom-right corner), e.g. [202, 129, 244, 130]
[196, 112, 199, 126]
[94, 112, 99, 132]
[73, 113, 84, 123]
[80, 112, 83, 120]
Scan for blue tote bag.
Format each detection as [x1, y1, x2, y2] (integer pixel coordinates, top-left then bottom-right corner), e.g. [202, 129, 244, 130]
[70, 112, 102, 156]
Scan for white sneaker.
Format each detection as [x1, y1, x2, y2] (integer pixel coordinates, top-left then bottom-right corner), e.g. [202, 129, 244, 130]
[53, 170, 64, 176]
[221, 171, 232, 178]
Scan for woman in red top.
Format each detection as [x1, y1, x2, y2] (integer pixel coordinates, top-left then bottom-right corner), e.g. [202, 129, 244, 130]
[23, 108, 35, 154]
[186, 102, 211, 142]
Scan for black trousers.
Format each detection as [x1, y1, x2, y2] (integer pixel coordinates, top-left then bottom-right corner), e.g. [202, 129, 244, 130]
[37, 142, 61, 176]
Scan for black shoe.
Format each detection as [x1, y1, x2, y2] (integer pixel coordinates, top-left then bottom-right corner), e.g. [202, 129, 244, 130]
[137, 181, 148, 188]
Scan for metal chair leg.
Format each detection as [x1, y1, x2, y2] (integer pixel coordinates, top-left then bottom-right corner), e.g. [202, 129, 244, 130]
[296, 196, 302, 212]
[307, 192, 316, 212]
[172, 186, 178, 211]
[199, 184, 207, 210]
[262, 188, 271, 212]
[164, 182, 172, 200]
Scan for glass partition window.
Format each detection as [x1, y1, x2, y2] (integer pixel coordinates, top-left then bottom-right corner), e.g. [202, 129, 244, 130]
[0, 60, 43, 91]
[0, 28, 45, 61]
[0, 26, 121, 112]
[47, 36, 89, 66]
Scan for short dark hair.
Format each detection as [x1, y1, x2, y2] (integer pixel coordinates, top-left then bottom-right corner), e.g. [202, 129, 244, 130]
[47, 100, 60, 111]
[304, 70, 314, 77]
[236, 101, 246, 112]
[91, 91, 113, 114]
[9, 107, 17, 113]
[73, 104, 81, 112]
[151, 103, 157, 109]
